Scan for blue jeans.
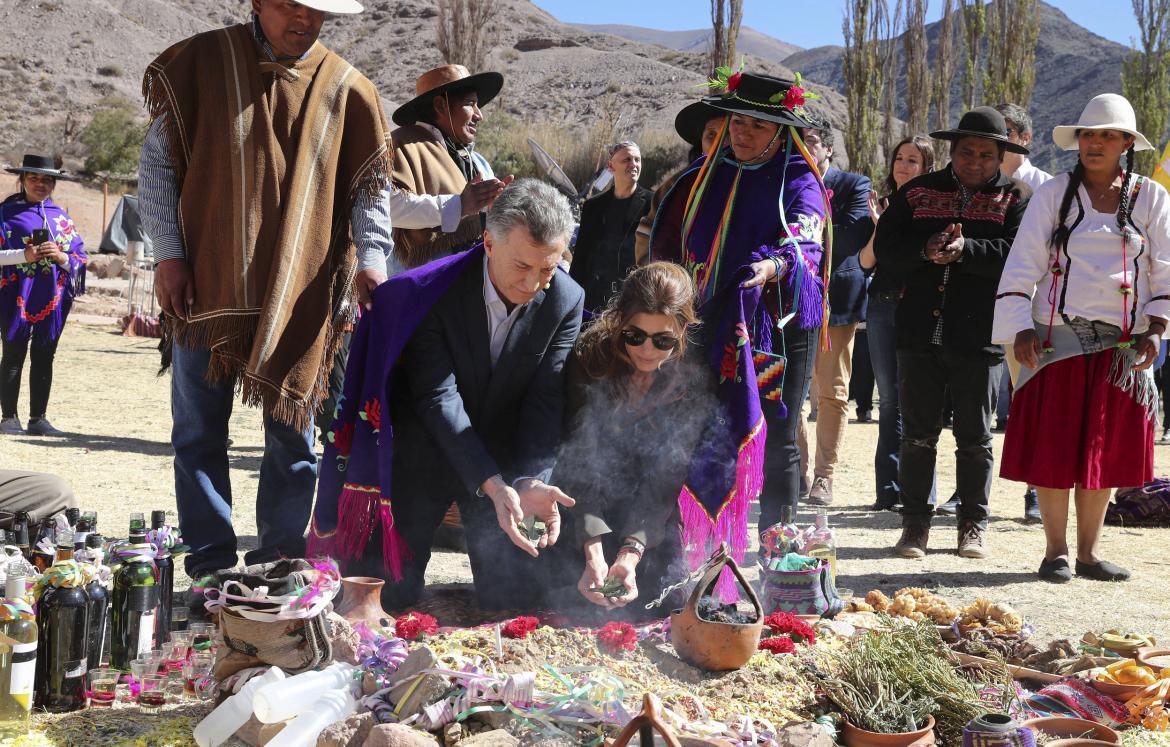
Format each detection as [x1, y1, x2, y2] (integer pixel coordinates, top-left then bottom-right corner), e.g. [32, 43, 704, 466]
[866, 297, 903, 507]
[171, 343, 317, 575]
[759, 324, 817, 530]
[995, 360, 1011, 423]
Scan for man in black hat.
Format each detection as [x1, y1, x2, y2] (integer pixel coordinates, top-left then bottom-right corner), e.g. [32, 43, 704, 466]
[874, 107, 1031, 560]
[389, 64, 513, 270]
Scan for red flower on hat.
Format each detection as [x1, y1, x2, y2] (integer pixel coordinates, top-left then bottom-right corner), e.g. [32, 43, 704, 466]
[784, 85, 807, 111]
[395, 611, 438, 641]
[597, 621, 637, 654]
[727, 71, 743, 92]
[502, 616, 540, 640]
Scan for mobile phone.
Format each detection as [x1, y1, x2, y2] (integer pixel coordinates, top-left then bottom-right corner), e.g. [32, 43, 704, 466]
[30, 228, 50, 244]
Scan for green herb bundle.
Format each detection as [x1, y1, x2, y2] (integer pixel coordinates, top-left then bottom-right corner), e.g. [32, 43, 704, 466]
[813, 617, 1012, 742]
[588, 577, 630, 598]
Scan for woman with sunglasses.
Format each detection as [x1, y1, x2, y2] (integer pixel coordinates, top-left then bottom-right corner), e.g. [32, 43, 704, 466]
[550, 262, 709, 617]
[0, 155, 86, 437]
[649, 73, 828, 566]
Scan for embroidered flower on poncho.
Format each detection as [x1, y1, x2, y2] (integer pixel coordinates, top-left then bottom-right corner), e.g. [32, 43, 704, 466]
[502, 616, 540, 639]
[395, 611, 438, 641]
[597, 621, 637, 654]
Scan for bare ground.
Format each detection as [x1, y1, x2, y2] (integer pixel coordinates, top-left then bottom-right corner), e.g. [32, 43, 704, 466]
[3, 319, 1169, 644]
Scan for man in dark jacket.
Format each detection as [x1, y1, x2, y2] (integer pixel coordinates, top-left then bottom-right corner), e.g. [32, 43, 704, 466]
[799, 117, 874, 506]
[874, 107, 1030, 560]
[570, 142, 652, 311]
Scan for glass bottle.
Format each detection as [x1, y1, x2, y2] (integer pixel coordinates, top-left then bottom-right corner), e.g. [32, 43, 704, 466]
[804, 508, 838, 586]
[110, 514, 158, 671]
[10, 513, 30, 561]
[64, 508, 80, 529]
[73, 517, 90, 553]
[149, 510, 173, 647]
[31, 520, 55, 573]
[0, 575, 36, 737]
[34, 531, 90, 712]
[81, 511, 98, 535]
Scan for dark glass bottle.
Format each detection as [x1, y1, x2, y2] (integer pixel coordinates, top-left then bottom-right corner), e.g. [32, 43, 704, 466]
[10, 513, 30, 560]
[72, 517, 90, 552]
[31, 520, 55, 573]
[110, 514, 158, 671]
[83, 533, 109, 669]
[34, 531, 90, 712]
[64, 509, 80, 529]
[149, 511, 173, 647]
[81, 511, 98, 535]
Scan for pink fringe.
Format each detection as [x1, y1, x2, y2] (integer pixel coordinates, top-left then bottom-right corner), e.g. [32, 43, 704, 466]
[377, 501, 409, 582]
[334, 485, 380, 561]
[305, 521, 334, 560]
[678, 418, 767, 603]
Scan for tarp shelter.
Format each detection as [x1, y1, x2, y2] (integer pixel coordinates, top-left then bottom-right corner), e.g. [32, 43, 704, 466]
[98, 194, 152, 257]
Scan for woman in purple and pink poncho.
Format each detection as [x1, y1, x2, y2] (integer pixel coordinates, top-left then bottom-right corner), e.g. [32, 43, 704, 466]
[649, 73, 830, 583]
[0, 155, 87, 437]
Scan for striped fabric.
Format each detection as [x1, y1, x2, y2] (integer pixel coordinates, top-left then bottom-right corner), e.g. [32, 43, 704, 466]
[138, 16, 395, 274]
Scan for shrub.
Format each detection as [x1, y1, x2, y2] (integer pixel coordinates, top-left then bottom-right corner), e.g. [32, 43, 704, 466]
[80, 96, 147, 178]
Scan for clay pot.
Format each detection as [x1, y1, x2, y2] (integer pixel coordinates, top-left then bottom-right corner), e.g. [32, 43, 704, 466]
[670, 545, 763, 672]
[1046, 741, 1123, 747]
[841, 715, 936, 747]
[1020, 717, 1120, 745]
[334, 576, 393, 629]
[1135, 646, 1170, 670]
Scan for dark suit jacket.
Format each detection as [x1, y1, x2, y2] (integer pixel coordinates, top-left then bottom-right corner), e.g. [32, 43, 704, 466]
[570, 186, 652, 311]
[823, 167, 874, 326]
[389, 258, 585, 499]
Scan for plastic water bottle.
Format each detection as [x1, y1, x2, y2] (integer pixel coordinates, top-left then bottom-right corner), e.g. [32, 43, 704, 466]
[252, 662, 355, 724]
[193, 666, 286, 747]
[265, 689, 357, 747]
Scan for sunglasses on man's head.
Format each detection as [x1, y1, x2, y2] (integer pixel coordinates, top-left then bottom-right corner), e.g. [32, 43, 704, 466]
[620, 326, 680, 351]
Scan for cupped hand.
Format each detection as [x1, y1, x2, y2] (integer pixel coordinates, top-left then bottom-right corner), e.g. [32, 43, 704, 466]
[577, 556, 614, 608]
[606, 557, 639, 607]
[517, 481, 576, 547]
[741, 260, 775, 289]
[1013, 329, 1043, 370]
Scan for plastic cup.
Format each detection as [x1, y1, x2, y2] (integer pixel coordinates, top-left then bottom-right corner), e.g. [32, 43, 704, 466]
[837, 587, 855, 601]
[88, 667, 118, 708]
[130, 655, 162, 683]
[189, 622, 215, 648]
[137, 674, 167, 708]
[162, 641, 188, 673]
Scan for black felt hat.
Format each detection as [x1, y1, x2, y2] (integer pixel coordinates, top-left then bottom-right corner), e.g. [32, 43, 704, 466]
[674, 102, 725, 148]
[930, 107, 1030, 154]
[5, 154, 72, 180]
[702, 73, 814, 129]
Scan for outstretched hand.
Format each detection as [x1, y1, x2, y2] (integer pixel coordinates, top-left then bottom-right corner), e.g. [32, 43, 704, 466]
[517, 480, 576, 547]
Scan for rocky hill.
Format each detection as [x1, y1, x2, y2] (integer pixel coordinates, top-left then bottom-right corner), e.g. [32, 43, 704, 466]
[783, 1, 1136, 173]
[575, 23, 803, 62]
[0, 0, 846, 179]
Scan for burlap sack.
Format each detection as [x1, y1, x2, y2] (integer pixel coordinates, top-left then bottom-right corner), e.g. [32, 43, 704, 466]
[209, 559, 333, 680]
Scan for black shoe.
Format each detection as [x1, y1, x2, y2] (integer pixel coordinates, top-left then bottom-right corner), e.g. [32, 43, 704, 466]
[992, 418, 1007, 433]
[935, 494, 960, 516]
[1038, 557, 1072, 583]
[856, 409, 872, 423]
[1075, 559, 1131, 582]
[871, 500, 903, 513]
[1023, 488, 1041, 523]
[0, 417, 22, 435]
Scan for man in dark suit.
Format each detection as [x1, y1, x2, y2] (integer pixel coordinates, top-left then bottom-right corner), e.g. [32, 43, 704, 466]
[798, 116, 874, 506]
[379, 179, 584, 610]
[570, 142, 653, 312]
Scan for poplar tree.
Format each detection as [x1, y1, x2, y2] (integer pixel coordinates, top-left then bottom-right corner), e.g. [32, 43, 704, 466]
[983, 0, 1041, 106]
[1121, 0, 1170, 174]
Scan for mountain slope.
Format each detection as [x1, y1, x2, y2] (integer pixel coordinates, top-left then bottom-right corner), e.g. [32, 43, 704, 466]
[784, 1, 1135, 173]
[575, 23, 802, 62]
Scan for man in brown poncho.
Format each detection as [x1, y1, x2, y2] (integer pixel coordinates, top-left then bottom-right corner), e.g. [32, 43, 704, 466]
[138, 0, 394, 594]
[388, 64, 513, 270]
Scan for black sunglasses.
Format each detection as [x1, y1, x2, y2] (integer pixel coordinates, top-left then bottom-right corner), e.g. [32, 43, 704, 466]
[620, 326, 680, 351]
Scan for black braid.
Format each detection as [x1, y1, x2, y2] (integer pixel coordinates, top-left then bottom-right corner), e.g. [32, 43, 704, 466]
[1051, 161, 1085, 254]
[1117, 146, 1136, 232]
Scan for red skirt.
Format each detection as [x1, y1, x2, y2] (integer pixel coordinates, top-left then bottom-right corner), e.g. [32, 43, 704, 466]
[1000, 349, 1154, 490]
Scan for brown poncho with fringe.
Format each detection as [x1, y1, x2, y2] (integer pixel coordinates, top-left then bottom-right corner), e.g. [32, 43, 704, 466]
[143, 23, 391, 429]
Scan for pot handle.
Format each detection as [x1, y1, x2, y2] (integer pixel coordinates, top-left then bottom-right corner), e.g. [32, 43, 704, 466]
[685, 544, 765, 619]
[610, 693, 683, 747]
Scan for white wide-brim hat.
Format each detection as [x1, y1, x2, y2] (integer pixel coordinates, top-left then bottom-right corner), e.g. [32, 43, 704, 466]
[1052, 93, 1154, 152]
[296, 0, 364, 13]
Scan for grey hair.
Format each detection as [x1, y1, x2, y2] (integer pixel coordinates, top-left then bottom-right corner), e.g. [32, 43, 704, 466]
[485, 178, 575, 247]
[606, 140, 640, 158]
[995, 103, 1033, 137]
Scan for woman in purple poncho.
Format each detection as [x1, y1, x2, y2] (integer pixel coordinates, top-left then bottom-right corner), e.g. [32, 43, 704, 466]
[0, 155, 87, 437]
[649, 73, 830, 576]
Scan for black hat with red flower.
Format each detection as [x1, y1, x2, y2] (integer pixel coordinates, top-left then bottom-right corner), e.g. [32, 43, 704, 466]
[702, 70, 817, 130]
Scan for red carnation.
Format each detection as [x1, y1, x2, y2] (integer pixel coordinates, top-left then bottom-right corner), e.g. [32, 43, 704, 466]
[727, 71, 742, 92]
[395, 611, 438, 641]
[784, 86, 806, 111]
[759, 636, 796, 655]
[763, 611, 817, 645]
[597, 621, 637, 654]
[502, 616, 540, 640]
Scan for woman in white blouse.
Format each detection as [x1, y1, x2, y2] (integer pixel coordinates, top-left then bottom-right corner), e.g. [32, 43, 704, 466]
[992, 94, 1170, 584]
